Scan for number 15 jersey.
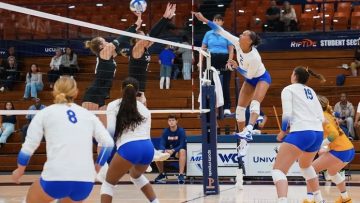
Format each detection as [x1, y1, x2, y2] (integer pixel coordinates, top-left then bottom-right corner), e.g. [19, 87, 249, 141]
[21, 103, 114, 182]
[281, 83, 324, 132]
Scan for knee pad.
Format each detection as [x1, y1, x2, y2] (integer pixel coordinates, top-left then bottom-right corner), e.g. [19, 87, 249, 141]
[100, 180, 115, 196]
[301, 166, 317, 181]
[130, 175, 149, 189]
[330, 173, 345, 185]
[272, 169, 287, 183]
[249, 100, 260, 115]
[236, 106, 246, 122]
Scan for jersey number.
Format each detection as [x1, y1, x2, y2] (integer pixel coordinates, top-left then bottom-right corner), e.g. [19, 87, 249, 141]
[67, 110, 78, 124]
[304, 88, 313, 100]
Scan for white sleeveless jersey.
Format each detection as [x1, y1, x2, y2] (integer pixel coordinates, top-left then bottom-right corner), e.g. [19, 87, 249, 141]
[211, 22, 266, 79]
[107, 99, 151, 147]
[281, 83, 324, 132]
[22, 103, 114, 182]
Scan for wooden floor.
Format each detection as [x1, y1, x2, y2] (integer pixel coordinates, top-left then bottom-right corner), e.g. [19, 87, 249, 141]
[1, 175, 360, 202]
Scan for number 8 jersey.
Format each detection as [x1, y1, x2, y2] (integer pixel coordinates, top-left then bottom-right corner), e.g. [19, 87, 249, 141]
[281, 83, 324, 132]
[21, 103, 114, 182]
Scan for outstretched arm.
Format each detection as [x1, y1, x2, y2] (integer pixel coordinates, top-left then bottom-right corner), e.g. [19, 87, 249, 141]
[133, 3, 176, 59]
[193, 12, 239, 47]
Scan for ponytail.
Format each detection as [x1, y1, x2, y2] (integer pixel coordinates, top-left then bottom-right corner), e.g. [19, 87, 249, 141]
[53, 77, 78, 104]
[307, 68, 326, 83]
[85, 37, 103, 55]
[114, 77, 145, 141]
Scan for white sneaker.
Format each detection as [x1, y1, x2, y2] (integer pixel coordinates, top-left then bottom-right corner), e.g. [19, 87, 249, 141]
[146, 165, 153, 173]
[0, 87, 4, 92]
[224, 109, 231, 115]
[235, 127, 253, 141]
[96, 163, 109, 183]
[153, 150, 170, 161]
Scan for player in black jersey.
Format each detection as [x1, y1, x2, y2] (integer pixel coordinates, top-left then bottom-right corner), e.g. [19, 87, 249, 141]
[127, 3, 176, 105]
[82, 13, 143, 125]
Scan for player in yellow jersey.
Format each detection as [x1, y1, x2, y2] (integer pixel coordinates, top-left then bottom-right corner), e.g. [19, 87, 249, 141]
[304, 95, 355, 203]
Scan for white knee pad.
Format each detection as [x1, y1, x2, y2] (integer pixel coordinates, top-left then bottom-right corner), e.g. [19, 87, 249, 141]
[236, 106, 246, 122]
[130, 175, 149, 189]
[249, 100, 260, 115]
[330, 173, 345, 185]
[100, 180, 115, 196]
[272, 169, 287, 183]
[301, 166, 317, 181]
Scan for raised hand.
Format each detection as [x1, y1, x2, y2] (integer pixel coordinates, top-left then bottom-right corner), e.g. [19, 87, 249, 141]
[192, 12, 208, 23]
[134, 12, 143, 30]
[163, 3, 173, 18]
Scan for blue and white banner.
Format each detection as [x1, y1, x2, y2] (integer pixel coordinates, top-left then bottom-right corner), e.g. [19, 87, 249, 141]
[258, 32, 360, 51]
[187, 142, 302, 177]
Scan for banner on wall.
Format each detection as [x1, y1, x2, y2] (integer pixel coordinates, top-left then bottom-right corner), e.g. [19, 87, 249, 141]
[1, 32, 359, 57]
[259, 34, 360, 51]
[186, 142, 302, 177]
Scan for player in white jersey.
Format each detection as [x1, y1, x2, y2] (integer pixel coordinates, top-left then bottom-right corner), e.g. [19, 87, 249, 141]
[12, 77, 114, 203]
[272, 66, 326, 203]
[193, 12, 271, 141]
[100, 77, 159, 203]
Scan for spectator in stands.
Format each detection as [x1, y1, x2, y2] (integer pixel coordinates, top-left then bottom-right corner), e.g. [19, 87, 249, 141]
[171, 53, 182, 80]
[263, 0, 283, 32]
[334, 93, 355, 139]
[1, 46, 20, 68]
[21, 98, 46, 141]
[159, 45, 176, 89]
[0, 101, 16, 148]
[60, 47, 79, 77]
[350, 43, 360, 77]
[155, 114, 187, 184]
[23, 64, 43, 100]
[0, 56, 19, 92]
[199, 14, 234, 115]
[177, 35, 193, 80]
[280, 1, 298, 31]
[48, 48, 62, 88]
[355, 101, 360, 139]
[245, 106, 267, 133]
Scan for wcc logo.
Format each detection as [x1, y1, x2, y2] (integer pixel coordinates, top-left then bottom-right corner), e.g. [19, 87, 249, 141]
[190, 151, 203, 171]
[290, 39, 317, 48]
[218, 153, 238, 164]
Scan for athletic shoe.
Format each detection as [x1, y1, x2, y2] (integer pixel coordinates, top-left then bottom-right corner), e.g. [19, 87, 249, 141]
[178, 174, 185, 184]
[154, 173, 166, 183]
[235, 128, 253, 141]
[302, 199, 315, 203]
[153, 150, 170, 162]
[335, 197, 352, 203]
[146, 165, 152, 173]
[224, 109, 231, 115]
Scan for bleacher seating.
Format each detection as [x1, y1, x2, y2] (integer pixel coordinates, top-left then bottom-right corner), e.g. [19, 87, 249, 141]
[0, 48, 360, 171]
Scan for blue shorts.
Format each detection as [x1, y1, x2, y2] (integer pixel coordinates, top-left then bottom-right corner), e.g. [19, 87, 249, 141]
[284, 130, 323, 153]
[40, 178, 93, 201]
[245, 70, 272, 87]
[330, 148, 355, 163]
[117, 139, 154, 165]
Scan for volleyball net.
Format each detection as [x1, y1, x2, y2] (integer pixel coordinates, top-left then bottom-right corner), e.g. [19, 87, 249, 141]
[0, 1, 214, 114]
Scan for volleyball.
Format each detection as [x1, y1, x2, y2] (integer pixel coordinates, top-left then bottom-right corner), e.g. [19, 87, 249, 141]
[130, 0, 147, 13]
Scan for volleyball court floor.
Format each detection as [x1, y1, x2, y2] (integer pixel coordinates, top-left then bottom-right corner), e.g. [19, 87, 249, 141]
[1, 174, 359, 203]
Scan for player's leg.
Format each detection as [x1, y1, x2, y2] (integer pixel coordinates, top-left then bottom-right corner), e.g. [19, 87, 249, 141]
[129, 165, 158, 202]
[26, 179, 55, 203]
[272, 142, 302, 202]
[235, 82, 254, 134]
